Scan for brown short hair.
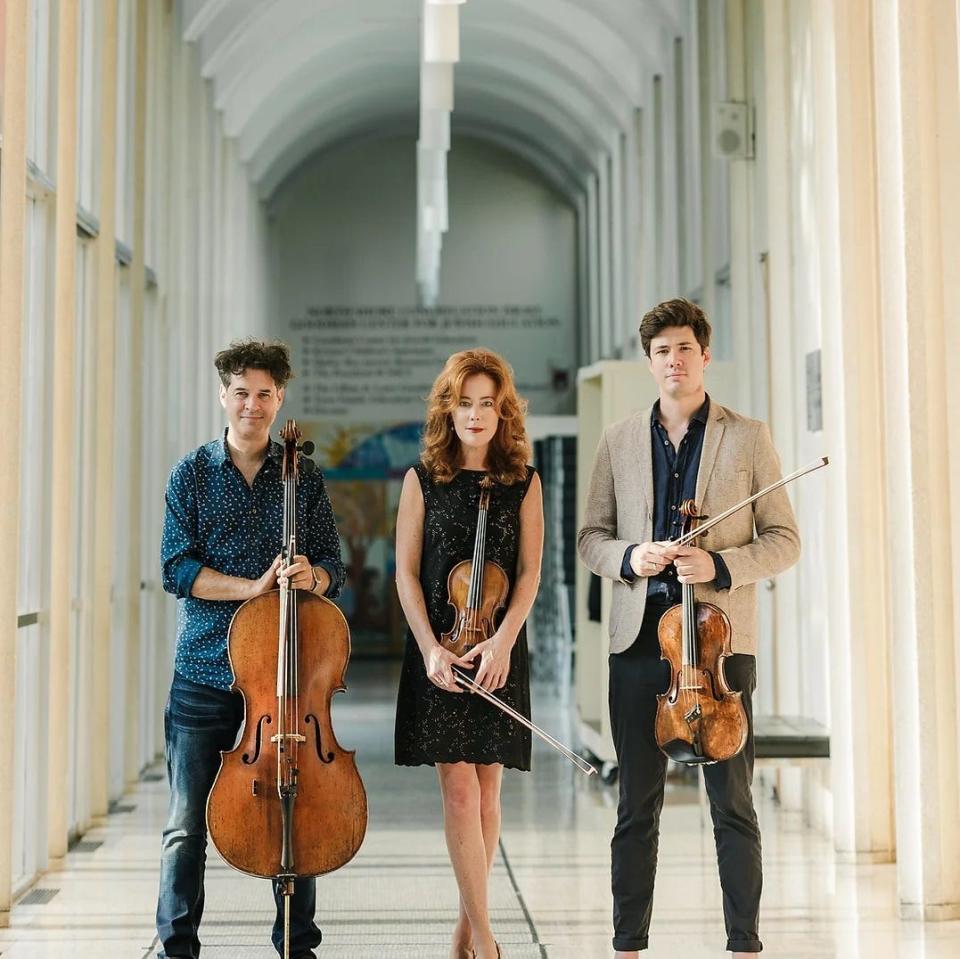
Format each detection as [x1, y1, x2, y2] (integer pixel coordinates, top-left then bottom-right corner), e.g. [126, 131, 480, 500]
[421, 349, 531, 485]
[639, 298, 712, 356]
[214, 339, 293, 389]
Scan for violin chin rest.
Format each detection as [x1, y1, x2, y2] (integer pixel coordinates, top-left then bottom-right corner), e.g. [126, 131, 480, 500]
[659, 739, 718, 766]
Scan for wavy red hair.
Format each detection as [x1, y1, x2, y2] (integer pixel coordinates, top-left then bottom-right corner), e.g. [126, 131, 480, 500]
[421, 349, 531, 484]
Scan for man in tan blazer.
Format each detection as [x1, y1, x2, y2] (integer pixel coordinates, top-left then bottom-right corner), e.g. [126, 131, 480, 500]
[577, 298, 800, 958]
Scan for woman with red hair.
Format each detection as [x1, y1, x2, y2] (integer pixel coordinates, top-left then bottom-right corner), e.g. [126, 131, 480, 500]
[395, 349, 544, 959]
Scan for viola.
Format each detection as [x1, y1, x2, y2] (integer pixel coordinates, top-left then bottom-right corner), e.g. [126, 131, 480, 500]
[206, 420, 367, 958]
[654, 500, 748, 764]
[652, 457, 829, 764]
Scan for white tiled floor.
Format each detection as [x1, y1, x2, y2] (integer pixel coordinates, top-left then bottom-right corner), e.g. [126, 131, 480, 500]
[2, 662, 959, 958]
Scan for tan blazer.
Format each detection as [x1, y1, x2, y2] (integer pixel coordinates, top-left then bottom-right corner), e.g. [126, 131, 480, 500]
[577, 400, 800, 655]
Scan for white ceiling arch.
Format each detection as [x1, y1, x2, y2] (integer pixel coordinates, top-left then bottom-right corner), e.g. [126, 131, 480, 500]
[177, 0, 692, 199]
[254, 72, 604, 202]
[242, 54, 614, 184]
[266, 117, 588, 221]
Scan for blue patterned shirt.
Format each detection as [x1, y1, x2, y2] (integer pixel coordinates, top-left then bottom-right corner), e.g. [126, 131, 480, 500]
[161, 430, 345, 690]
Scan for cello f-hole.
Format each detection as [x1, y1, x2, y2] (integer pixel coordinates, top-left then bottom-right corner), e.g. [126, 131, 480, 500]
[304, 714, 335, 764]
[242, 714, 272, 765]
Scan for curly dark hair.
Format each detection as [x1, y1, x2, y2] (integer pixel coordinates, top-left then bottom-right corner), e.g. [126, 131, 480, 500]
[214, 339, 294, 389]
[639, 298, 712, 356]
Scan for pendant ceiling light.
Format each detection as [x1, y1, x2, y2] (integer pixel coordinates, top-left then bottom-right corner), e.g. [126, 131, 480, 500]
[417, 0, 467, 308]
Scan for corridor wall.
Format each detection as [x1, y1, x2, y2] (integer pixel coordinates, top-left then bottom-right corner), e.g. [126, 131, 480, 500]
[0, 0, 271, 919]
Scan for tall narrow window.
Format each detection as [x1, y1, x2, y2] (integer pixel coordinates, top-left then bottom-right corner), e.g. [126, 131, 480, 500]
[69, 237, 97, 833]
[77, 0, 100, 214]
[13, 196, 54, 889]
[26, 0, 53, 172]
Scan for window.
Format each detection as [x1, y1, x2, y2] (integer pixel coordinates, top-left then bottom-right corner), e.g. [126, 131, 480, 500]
[77, 0, 100, 214]
[69, 237, 96, 832]
[13, 196, 54, 888]
[26, 0, 53, 172]
[115, 0, 137, 245]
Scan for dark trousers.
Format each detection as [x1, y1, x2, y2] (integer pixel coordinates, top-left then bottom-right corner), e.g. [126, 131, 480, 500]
[608, 602, 763, 953]
[156, 673, 322, 959]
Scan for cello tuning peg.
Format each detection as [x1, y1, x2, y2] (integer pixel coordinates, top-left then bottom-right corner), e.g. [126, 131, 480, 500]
[300, 440, 315, 456]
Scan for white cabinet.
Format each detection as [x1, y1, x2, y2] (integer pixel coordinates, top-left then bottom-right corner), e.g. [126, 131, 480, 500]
[574, 360, 657, 764]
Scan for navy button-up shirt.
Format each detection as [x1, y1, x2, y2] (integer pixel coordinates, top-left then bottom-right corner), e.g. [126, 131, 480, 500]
[622, 396, 730, 601]
[161, 430, 346, 690]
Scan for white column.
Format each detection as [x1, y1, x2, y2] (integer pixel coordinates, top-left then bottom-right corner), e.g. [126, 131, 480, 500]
[598, 151, 612, 357]
[610, 135, 626, 351]
[0, 0, 29, 922]
[725, 0, 755, 416]
[817, 0, 895, 860]
[587, 173, 601, 363]
[696, 0, 717, 325]
[124, 0, 149, 787]
[47, 0, 81, 861]
[874, 0, 960, 919]
[755, 0, 810, 814]
[90, 0, 119, 817]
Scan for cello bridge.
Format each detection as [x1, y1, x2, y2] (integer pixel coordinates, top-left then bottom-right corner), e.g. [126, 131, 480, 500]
[270, 733, 307, 744]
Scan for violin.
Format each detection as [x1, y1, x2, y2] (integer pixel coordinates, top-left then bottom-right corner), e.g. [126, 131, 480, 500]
[654, 500, 748, 764]
[438, 472, 597, 776]
[440, 474, 509, 657]
[206, 420, 367, 959]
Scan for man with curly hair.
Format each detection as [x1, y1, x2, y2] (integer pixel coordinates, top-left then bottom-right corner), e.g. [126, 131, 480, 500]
[155, 340, 345, 959]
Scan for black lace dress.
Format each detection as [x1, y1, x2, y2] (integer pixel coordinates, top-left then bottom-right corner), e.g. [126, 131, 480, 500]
[394, 463, 534, 770]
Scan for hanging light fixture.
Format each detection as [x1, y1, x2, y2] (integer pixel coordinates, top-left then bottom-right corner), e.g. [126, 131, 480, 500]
[417, 0, 467, 308]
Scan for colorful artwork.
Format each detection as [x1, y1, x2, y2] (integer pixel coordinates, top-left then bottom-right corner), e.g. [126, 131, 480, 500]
[302, 421, 422, 656]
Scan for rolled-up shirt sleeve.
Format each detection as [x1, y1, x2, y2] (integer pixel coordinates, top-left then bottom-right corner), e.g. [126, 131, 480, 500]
[161, 462, 203, 599]
[302, 469, 346, 598]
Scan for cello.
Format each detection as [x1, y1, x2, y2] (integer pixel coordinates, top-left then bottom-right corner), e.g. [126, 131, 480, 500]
[206, 420, 367, 958]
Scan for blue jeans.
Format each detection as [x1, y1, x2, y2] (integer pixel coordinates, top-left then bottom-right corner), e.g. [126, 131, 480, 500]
[156, 673, 323, 958]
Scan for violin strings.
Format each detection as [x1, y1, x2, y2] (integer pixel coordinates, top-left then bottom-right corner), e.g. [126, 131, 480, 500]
[467, 486, 489, 640]
[474, 498, 487, 635]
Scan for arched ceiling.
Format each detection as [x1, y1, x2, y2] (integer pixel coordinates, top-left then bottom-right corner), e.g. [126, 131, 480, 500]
[178, 0, 693, 200]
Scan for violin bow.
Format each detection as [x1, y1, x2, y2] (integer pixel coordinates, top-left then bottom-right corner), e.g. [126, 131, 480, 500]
[451, 668, 598, 777]
[669, 456, 829, 548]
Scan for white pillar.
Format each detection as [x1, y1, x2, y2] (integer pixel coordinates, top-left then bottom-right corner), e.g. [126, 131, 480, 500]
[0, 0, 29, 923]
[124, 0, 149, 787]
[818, 0, 896, 860]
[47, 0, 81, 862]
[90, 0, 119, 817]
[598, 151, 613, 357]
[874, 0, 960, 920]
[725, 0, 754, 417]
[587, 172, 601, 362]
